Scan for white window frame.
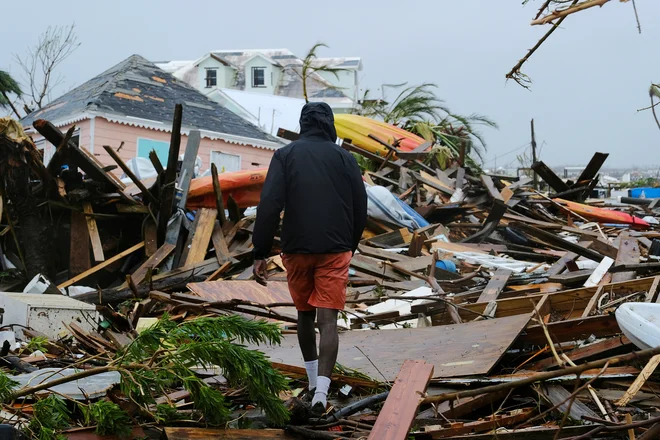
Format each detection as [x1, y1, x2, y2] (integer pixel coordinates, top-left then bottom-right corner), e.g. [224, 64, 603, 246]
[205, 68, 218, 88]
[251, 67, 266, 88]
[210, 151, 242, 173]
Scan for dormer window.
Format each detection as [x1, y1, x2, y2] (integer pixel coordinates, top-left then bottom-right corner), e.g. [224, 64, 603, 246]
[252, 67, 266, 87]
[205, 68, 217, 88]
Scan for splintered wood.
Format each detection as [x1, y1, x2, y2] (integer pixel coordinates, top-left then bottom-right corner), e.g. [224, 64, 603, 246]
[368, 360, 434, 440]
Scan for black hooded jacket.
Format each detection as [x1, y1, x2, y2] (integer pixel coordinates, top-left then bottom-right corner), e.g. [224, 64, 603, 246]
[252, 102, 368, 259]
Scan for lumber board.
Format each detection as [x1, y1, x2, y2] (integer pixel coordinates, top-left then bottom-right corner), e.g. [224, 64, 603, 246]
[367, 228, 413, 248]
[351, 254, 405, 281]
[368, 360, 434, 440]
[255, 314, 530, 380]
[82, 202, 105, 262]
[481, 175, 504, 201]
[513, 222, 605, 262]
[615, 354, 660, 407]
[187, 280, 293, 304]
[211, 221, 231, 263]
[58, 241, 145, 289]
[414, 408, 535, 438]
[531, 161, 569, 193]
[164, 428, 295, 439]
[577, 152, 609, 183]
[130, 243, 176, 287]
[548, 269, 593, 284]
[461, 199, 507, 243]
[477, 268, 512, 303]
[520, 314, 620, 346]
[184, 208, 217, 266]
[612, 231, 640, 283]
[69, 209, 90, 277]
[416, 390, 509, 421]
[358, 244, 414, 263]
[422, 426, 594, 440]
[529, 336, 633, 371]
[540, 384, 599, 420]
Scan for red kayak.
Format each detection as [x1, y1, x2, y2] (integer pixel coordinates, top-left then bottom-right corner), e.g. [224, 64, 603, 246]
[553, 198, 650, 228]
[187, 169, 268, 209]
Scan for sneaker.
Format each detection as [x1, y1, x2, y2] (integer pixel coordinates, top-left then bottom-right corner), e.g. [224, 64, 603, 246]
[310, 401, 327, 418]
[300, 388, 316, 403]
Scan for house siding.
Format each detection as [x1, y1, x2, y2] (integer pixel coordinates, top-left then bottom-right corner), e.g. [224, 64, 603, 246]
[30, 117, 275, 175]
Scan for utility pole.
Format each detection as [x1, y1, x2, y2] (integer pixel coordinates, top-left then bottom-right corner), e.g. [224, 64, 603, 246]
[531, 118, 538, 190]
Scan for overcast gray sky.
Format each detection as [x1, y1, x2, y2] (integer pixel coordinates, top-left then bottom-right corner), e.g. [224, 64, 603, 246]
[2, 0, 658, 169]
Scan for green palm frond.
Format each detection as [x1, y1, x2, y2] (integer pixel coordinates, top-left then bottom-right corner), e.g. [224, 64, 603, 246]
[0, 70, 22, 106]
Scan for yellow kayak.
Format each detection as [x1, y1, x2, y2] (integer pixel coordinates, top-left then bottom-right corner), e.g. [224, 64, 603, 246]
[334, 114, 427, 157]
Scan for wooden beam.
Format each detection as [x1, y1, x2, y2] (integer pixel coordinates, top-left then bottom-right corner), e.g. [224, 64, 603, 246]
[182, 208, 217, 267]
[103, 145, 159, 206]
[58, 242, 145, 289]
[477, 268, 512, 303]
[129, 243, 176, 287]
[211, 221, 231, 264]
[616, 354, 660, 407]
[612, 231, 640, 283]
[210, 163, 227, 225]
[513, 223, 605, 262]
[368, 360, 434, 440]
[531, 160, 569, 193]
[82, 202, 105, 262]
[481, 175, 504, 201]
[157, 103, 183, 245]
[69, 210, 90, 277]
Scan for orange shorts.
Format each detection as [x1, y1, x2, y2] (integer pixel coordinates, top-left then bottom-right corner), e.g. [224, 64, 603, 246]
[282, 251, 352, 311]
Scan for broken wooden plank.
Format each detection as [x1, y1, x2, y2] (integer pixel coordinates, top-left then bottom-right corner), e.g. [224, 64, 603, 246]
[615, 354, 660, 407]
[129, 243, 176, 287]
[157, 104, 183, 245]
[210, 163, 227, 225]
[576, 152, 609, 185]
[69, 210, 90, 278]
[211, 221, 231, 264]
[477, 268, 512, 303]
[540, 384, 599, 421]
[513, 222, 605, 262]
[461, 199, 507, 243]
[481, 175, 504, 201]
[58, 241, 145, 289]
[612, 232, 640, 283]
[103, 144, 159, 206]
[164, 428, 296, 439]
[366, 228, 413, 249]
[584, 256, 614, 287]
[357, 244, 414, 263]
[368, 360, 434, 440]
[82, 202, 105, 262]
[415, 408, 536, 439]
[531, 161, 570, 193]
[183, 208, 217, 266]
[529, 335, 633, 371]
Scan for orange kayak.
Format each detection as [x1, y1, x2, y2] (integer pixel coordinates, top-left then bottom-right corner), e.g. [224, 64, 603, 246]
[553, 198, 650, 228]
[187, 168, 268, 209]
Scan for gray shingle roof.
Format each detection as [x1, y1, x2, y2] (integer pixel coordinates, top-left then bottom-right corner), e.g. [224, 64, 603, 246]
[21, 55, 281, 145]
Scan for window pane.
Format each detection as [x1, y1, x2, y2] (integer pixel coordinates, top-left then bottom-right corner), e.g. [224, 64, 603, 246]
[137, 138, 170, 165]
[253, 68, 265, 87]
[206, 69, 217, 87]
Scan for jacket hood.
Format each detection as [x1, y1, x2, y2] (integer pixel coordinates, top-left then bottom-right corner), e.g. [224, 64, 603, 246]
[299, 102, 337, 142]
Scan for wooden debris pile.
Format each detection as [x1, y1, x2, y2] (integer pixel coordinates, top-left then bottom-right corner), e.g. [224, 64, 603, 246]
[2, 111, 660, 439]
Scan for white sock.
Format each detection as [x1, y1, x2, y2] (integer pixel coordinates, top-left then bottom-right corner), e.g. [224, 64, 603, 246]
[304, 360, 318, 390]
[312, 376, 331, 406]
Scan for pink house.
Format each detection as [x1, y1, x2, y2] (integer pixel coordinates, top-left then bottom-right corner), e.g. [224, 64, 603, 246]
[21, 55, 282, 176]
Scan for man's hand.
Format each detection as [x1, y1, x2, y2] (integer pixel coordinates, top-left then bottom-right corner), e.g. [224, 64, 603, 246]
[254, 259, 268, 286]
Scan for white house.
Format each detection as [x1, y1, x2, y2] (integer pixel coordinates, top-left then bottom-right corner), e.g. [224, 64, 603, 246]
[155, 49, 362, 114]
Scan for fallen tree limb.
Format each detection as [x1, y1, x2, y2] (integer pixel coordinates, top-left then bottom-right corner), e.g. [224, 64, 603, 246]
[531, 0, 611, 25]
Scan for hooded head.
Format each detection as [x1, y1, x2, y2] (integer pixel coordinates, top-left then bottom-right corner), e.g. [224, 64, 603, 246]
[299, 102, 337, 142]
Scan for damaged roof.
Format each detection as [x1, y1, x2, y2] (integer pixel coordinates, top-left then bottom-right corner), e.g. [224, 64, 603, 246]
[21, 55, 281, 146]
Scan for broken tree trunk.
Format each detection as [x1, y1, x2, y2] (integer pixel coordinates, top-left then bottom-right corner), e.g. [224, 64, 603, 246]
[0, 134, 53, 279]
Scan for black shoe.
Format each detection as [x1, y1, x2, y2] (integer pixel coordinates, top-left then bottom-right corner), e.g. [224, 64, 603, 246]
[310, 401, 327, 418]
[301, 388, 315, 403]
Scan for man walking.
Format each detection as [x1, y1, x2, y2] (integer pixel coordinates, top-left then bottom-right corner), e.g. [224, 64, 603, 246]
[252, 102, 367, 416]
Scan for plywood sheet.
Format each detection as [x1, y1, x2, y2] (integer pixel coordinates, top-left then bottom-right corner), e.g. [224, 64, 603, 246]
[187, 280, 293, 304]
[256, 314, 530, 380]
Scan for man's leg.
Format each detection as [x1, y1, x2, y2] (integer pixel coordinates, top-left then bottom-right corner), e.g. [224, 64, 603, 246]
[297, 310, 318, 391]
[312, 308, 338, 408]
[282, 254, 317, 391]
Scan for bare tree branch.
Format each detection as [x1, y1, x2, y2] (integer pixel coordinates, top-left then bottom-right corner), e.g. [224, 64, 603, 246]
[14, 23, 80, 109]
[531, 0, 611, 26]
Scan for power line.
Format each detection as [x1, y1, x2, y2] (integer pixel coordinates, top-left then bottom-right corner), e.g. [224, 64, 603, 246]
[484, 142, 531, 167]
